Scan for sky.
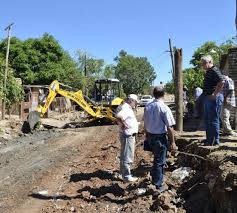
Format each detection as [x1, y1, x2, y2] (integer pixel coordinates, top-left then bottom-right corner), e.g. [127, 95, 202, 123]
[0, 0, 236, 85]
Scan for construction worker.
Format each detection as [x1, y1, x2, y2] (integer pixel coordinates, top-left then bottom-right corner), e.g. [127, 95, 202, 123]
[144, 86, 178, 192]
[116, 94, 139, 182]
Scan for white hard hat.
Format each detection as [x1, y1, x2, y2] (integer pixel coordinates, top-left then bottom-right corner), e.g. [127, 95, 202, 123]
[128, 94, 138, 102]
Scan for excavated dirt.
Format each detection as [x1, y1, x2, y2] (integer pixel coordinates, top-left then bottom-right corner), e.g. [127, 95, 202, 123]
[0, 106, 237, 213]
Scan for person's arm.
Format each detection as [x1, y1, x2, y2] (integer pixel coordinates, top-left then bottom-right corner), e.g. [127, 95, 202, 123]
[212, 69, 224, 96]
[167, 126, 178, 152]
[212, 81, 224, 96]
[116, 114, 128, 129]
[163, 107, 178, 152]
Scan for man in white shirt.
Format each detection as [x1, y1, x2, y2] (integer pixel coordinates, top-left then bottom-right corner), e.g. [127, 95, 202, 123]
[116, 94, 139, 182]
[221, 75, 237, 136]
[144, 87, 178, 192]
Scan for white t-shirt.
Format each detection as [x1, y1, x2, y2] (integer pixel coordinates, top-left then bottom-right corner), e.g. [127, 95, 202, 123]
[116, 102, 139, 135]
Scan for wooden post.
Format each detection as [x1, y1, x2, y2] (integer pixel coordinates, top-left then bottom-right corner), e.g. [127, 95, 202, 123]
[235, 109, 237, 130]
[236, 0, 237, 33]
[174, 48, 183, 131]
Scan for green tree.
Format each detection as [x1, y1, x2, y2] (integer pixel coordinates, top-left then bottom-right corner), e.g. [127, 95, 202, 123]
[190, 40, 235, 69]
[164, 80, 175, 94]
[190, 41, 221, 68]
[0, 67, 24, 114]
[103, 64, 115, 78]
[183, 68, 204, 100]
[164, 68, 204, 98]
[76, 49, 104, 78]
[75, 50, 105, 95]
[114, 50, 156, 94]
[0, 34, 84, 89]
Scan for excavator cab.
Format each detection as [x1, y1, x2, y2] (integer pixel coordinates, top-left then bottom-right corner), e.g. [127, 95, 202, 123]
[94, 78, 123, 107]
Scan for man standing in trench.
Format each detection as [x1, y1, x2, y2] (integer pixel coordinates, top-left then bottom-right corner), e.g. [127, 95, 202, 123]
[201, 55, 224, 146]
[116, 94, 139, 182]
[144, 86, 178, 192]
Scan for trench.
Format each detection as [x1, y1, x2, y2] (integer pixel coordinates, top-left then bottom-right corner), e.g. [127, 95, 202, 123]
[172, 137, 237, 213]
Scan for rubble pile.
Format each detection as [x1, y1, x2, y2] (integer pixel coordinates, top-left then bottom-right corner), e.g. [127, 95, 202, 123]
[0, 115, 23, 141]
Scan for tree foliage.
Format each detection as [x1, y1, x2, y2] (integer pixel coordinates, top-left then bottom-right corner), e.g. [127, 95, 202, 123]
[170, 38, 236, 99]
[190, 40, 235, 69]
[76, 49, 104, 78]
[0, 34, 84, 89]
[114, 50, 156, 95]
[103, 64, 115, 78]
[164, 80, 175, 94]
[0, 67, 24, 111]
[183, 68, 204, 100]
[165, 68, 204, 99]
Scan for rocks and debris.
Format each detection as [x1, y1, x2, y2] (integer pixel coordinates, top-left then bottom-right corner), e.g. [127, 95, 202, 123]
[135, 188, 146, 196]
[171, 167, 192, 181]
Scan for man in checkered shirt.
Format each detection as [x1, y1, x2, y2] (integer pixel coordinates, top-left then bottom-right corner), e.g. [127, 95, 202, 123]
[221, 75, 237, 136]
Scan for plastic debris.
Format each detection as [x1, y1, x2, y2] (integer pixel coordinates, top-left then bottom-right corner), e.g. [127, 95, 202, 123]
[136, 188, 146, 195]
[38, 190, 48, 195]
[171, 167, 191, 180]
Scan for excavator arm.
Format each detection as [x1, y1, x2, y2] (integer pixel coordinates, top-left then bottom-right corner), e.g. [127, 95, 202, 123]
[27, 80, 115, 130]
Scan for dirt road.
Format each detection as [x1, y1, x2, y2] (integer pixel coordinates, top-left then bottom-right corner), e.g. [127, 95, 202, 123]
[1, 104, 236, 213]
[0, 124, 123, 213]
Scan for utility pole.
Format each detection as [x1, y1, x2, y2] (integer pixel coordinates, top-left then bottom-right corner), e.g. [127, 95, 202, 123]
[174, 48, 183, 131]
[84, 54, 87, 76]
[168, 38, 175, 79]
[2, 23, 14, 120]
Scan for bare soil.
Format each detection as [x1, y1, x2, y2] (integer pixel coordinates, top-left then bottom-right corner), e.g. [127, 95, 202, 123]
[0, 107, 236, 213]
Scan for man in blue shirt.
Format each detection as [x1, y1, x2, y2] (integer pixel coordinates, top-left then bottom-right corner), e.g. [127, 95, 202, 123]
[144, 86, 177, 192]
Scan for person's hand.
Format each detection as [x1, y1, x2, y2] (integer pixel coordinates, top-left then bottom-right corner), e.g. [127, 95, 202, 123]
[224, 97, 227, 106]
[170, 143, 178, 155]
[122, 122, 129, 130]
[116, 119, 128, 129]
[209, 94, 216, 100]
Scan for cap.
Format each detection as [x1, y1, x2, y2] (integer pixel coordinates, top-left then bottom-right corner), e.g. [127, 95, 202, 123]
[128, 94, 138, 102]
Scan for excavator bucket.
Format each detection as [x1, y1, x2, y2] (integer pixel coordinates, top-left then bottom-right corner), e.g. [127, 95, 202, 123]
[27, 111, 41, 130]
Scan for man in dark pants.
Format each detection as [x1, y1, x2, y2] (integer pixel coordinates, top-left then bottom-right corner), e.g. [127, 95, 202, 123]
[144, 87, 177, 192]
[201, 55, 224, 146]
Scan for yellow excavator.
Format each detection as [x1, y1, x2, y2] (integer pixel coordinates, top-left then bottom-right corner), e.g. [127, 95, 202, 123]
[27, 79, 123, 130]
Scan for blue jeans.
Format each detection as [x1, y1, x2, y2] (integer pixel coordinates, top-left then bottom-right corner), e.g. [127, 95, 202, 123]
[204, 94, 223, 145]
[147, 133, 168, 189]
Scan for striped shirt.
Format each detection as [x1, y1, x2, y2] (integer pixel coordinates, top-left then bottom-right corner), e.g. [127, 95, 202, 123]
[203, 66, 224, 96]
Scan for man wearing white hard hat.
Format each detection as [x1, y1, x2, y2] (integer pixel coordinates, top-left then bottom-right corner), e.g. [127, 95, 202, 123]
[116, 94, 139, 182]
